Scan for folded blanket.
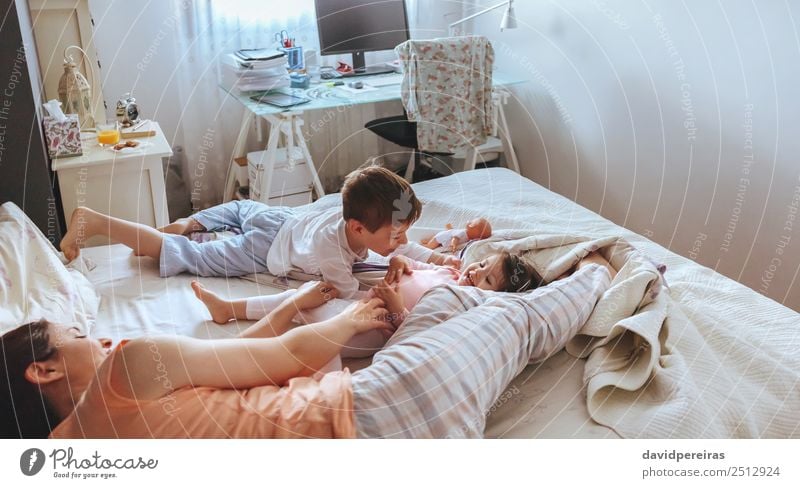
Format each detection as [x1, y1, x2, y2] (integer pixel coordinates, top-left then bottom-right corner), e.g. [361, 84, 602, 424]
[463, 231, 800, 438]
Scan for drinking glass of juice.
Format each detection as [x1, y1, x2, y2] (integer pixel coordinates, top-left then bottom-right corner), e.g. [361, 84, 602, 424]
[96, 121, 120, 147]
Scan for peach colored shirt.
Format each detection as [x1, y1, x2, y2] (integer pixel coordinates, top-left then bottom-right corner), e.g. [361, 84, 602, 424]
[50, 344, 355, 439]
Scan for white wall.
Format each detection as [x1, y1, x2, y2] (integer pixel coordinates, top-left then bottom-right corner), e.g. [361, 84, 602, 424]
[87, 0, 183, 144]
[469, 0, 800, 310]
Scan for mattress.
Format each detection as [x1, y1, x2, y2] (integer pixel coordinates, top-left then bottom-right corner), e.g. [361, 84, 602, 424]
[81, 168, 797, 438]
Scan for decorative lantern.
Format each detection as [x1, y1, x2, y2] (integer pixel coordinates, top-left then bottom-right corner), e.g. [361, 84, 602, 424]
[57, 45, 95, 129]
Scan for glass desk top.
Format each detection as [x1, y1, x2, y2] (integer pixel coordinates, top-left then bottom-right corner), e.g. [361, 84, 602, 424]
[219, 72, 527, 116]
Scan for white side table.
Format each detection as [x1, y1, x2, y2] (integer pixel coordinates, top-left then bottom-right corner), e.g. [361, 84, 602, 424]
[53, 121, 172, 245]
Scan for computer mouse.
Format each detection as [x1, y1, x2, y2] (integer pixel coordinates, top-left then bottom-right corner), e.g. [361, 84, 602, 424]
[348, 81, 364, 89]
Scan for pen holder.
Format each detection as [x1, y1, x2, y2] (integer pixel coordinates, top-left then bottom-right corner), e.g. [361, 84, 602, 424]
[284, 46, 304, 71]
[290, 73, 310, 89]
[43, 114, 83, 158]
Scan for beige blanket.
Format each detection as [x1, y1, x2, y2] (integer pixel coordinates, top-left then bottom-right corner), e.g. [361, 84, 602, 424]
[464, 231, 800, 438]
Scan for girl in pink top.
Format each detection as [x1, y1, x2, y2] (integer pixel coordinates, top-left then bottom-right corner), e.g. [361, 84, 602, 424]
[190, 252, 544, 357]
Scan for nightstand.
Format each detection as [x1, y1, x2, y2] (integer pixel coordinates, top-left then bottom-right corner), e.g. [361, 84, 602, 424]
[53, 121, 172, 245]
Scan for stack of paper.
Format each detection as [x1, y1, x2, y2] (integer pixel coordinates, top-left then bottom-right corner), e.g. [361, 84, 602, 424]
[220, 53, 290, 93]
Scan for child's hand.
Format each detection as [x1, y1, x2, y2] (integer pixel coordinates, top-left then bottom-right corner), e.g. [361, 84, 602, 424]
[342, 298, 393, 334]
[372, 279, 406, 321]
[441, 254, 462, 269]
[292, 281, 339, 310]
[385, 255, 413, 284]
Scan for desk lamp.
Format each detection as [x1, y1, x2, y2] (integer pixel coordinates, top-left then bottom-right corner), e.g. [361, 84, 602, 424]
[449, 0, 518, 35]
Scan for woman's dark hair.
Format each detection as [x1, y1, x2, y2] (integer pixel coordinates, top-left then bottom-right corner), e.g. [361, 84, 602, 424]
[0, 319, 59, 438]
[500, 252, 544, 293]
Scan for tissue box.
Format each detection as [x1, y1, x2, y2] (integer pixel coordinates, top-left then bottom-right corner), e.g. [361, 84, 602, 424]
[43, 114, 82, 158]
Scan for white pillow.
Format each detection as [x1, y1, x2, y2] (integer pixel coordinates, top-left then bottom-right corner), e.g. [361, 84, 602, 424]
[0, 202, 99, 333]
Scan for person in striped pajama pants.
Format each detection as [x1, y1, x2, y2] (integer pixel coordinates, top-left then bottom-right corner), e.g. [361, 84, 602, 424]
[350, 261, 612, 438]
[2, 257, 610, 439]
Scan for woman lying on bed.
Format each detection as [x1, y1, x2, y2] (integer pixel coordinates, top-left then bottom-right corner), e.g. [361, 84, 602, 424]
[0, 258, 613, 439]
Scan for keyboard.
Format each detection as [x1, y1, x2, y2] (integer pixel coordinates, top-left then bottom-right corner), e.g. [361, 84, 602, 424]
[366, 74, 404, 87]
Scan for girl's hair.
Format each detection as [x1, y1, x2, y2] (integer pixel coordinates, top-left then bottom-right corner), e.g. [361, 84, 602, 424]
[0, 319, 59, 438]
[500, 252, 544, 293]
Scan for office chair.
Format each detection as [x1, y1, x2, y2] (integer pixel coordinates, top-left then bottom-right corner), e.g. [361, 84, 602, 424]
[364, 36, 495, 182]
[364, 109, 453, 182]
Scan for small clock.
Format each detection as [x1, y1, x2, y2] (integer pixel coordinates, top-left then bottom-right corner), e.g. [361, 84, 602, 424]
[116, 93, 140, 126]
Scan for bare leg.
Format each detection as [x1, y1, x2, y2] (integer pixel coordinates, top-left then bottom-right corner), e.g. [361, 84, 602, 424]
[191, 281, 248, 324]
[158, 217, 205, 235]
[60, 207, 164, 262]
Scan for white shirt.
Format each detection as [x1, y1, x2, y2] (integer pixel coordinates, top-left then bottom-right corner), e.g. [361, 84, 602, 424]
[434, 228, 468, 247]
[267, 206, 437, 299]
[267, 207, 368, 298]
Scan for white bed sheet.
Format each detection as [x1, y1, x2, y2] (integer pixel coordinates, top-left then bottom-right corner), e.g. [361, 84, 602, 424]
[82, 244, 285, 341]
[80, 168, 797, 438]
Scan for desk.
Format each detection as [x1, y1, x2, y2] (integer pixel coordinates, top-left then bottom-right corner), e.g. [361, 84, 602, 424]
[53, 122, 172, 244]
[219, 72, 525, 202]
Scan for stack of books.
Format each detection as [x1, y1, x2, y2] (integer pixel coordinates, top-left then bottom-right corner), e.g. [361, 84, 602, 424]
[221, 50, 289, 93]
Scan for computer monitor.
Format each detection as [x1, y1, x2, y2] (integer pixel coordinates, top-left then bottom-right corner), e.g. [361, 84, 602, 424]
[315, 0, 410, 76]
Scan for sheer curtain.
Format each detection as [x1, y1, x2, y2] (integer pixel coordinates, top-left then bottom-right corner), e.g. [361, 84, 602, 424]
[172, 0, 407, 211]
[172, 0, 317, 211]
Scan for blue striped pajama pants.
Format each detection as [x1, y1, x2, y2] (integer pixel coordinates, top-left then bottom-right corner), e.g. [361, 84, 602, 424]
[350, 264, 611, 438]
[159, 200, 294, 277]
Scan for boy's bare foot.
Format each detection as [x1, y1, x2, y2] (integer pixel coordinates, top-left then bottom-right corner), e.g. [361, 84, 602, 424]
[191, 280, 234, 324]
[60, 206, 99, 262]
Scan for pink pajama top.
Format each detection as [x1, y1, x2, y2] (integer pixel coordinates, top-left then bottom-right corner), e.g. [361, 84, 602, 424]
[392, 265, 461, 310]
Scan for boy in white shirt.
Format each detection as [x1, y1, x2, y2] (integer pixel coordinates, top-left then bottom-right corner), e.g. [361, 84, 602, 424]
[60, 166, 456, 299]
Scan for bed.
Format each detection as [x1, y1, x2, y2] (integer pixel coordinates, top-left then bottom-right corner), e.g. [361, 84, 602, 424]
[5, 168, 798, 438]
